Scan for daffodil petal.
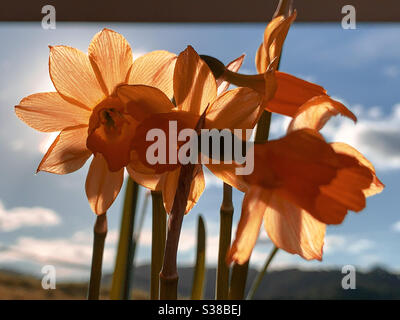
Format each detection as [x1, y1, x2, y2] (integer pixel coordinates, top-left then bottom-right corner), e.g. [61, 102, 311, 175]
[205, 162, 249, 193]
[161, 167, 181, 214]
[15, 92, 91, 132]
[288, 95, 357, 132]
[206, 87, 262, 130]
[264, 193, 326, 261]
[185, 165, 205, 214]
[174, 46, 217, 116]
[330, 142, 384, 197]
[85, 154, 124, 215]
[267, 71, 327, 117]
[227, 186, 271, 265]
[49, 45, 105, 108]
[126, 165, 163, 191]
[129, 50, 177, 99]
[217, 54, 245, 95]
[37, 125, 91, 174]
[88, 28, 133, 96]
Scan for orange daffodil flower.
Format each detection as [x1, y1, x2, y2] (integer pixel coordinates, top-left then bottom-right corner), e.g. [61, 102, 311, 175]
[226, 96, 384, 265]
[123, 46, 262, 214]
[213, 11, 339, 118]
[15, 29, 177, 215]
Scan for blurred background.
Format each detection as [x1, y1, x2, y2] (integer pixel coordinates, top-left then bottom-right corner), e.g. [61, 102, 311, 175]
[0, 21, 399, 298]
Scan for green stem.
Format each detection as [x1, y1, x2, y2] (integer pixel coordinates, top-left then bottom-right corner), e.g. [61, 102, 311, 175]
[228, 261, 249, 300]
[159, 163, 196, 300]
[122, 182, 140, 299]
[255, 111, 272, 144]
[130, 190, 150, 274]
[215, 183, 234, 300]
[191, 215, 206, 300]
[246, 246, 279, 300]
[159, 110, 206, 300]
[88, 213, 107, 300]
[110, 178, 139, 300]
[150, 191, 167, 300]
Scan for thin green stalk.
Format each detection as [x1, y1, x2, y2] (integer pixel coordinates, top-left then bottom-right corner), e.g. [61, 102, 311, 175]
[254, 111, 272, 144]
[88, 213, 107, 300]
[151, 191, 167, 299]
[123, 182, 140, 299]
[228, 261, 249, 300]
[109, 178, 139, 300]
[128, 190, 150, 293]
[191, 215, 206, 300]
[246, 246, 279, 300]
[216, 183, 234, 300]
[159, 163, 196, 300]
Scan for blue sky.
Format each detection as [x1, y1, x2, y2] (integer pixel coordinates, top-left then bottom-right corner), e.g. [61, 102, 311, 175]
[0, 21, 399, 280]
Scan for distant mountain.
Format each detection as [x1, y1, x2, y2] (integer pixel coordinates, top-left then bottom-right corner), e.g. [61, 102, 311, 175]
[103, 265, 400, 299]
[1, 266, 399, 299]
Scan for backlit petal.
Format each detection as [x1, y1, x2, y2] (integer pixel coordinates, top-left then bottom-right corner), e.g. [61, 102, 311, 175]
[85, 154, 124, 215]
[129, 50, 177, 99]
[264, 193, 325, 261]
[117, 84, 174, 122]
[288, 95, 357, 132]
[174, 46, 217, 115]
[217, 54, 245, 95]
[15, 92, 91, 132]
[126, 165, 163, 191]
[331, 142, 384, 197]
[227, 186, 271, 265]
[161, 165, 204, 215]
[186, 166, 205, 214]
[49, 45, 105, 108]
[206, 87, 262, 130]
[37, 125, 91, 174]
[88, 28, 133, 95]
[161, 168, 181, 214]
[205, 162, 249, 193]
[267, 71, 327, 117]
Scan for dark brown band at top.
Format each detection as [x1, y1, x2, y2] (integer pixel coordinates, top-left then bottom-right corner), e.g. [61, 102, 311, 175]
[0, 0, 399, 22]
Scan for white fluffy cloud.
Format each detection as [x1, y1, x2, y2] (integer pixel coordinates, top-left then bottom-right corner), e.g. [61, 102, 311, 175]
[0, 200, 61, 232]
[0, 228, 119, 278]
[392, 221, 400, 232]
[325, 102, 400, 170]
[324, 234, 375, 255]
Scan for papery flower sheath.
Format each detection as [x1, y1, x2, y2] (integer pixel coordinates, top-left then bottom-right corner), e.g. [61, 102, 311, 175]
[224, 96, 384, 264]
[121, 46, 262, 214]
[15, 28, 177, 214]
[255, 10, 327, 116]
